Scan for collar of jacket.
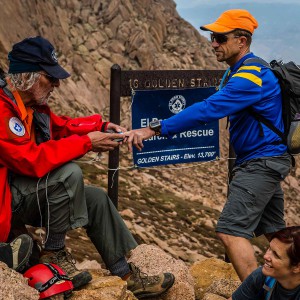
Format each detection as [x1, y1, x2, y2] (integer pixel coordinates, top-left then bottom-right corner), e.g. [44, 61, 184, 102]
[0, 87, 23, 117]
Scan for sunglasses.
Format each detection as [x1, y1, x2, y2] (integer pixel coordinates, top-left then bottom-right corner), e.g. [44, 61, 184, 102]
[210, 33, 240, 44]
[38, 72, 59, 84]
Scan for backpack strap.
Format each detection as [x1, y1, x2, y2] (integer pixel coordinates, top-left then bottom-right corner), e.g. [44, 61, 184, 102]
[269, 60, 293, 136]
[218, 67, 231, 129]
[219, 67, 231, 90]
[243, 57, 270, 68]
[242, 57, 287, 144]
[248, 107, 287, 144]
[263, 276, 277, 300]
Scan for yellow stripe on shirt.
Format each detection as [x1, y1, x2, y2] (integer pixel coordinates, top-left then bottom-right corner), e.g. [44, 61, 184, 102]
[232, 72, 262, 87]
[238, 66, 261, 72]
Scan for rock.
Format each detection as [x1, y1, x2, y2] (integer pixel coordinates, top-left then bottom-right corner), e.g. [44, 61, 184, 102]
[76, 260, 104, 271]
[71, 270, 137, 300]
[202, 293, 227, 300]
[206, 278, 241, 299]
[288, 176, 300, 191]
[120, 208, 135, 219]
[0, 0, 223, 115]
[94, 58, 113, 79]
[128, 244, 195, 300]
[190, 258, 240, 300]
[0, 262, 39, 300]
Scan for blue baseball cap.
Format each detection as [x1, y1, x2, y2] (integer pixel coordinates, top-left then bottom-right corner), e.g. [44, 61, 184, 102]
[8, 36, 70, 79]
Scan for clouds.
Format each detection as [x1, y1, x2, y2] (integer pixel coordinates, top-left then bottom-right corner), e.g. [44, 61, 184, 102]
[175, 0, 207, 9]
[175, 0, 299, 8]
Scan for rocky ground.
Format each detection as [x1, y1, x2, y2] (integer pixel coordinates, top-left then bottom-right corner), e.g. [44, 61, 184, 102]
[0, 245, 242, 300]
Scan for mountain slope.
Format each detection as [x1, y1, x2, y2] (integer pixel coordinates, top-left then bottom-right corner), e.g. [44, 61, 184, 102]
[0, 0, 299, 266]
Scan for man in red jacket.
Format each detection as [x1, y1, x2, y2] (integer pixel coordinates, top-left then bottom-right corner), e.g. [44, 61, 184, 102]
[0, 36, 174, 299]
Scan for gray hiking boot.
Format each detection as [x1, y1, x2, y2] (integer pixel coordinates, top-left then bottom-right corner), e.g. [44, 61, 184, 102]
[40, 249, 92, 290]
[126, 263, 175, 299]
[0, 234, 33, 272]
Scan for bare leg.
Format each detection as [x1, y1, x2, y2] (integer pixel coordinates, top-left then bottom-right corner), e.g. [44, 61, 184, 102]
[217, 232, 258, 281]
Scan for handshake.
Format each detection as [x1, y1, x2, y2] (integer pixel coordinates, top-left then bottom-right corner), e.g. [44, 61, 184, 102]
[105, 129, 125, 142]
[87, 122, 158, 153]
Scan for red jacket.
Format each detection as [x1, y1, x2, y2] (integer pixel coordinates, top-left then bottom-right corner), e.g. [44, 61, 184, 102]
[0, 88, 108, 242]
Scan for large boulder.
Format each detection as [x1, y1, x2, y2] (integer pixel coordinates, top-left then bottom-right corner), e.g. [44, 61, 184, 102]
[128, 244, 195, 300]
[0, 262, 39, 300]
[190, 258, 240, 300]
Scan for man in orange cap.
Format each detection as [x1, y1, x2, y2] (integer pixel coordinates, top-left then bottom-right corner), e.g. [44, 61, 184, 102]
[200, 9, 258, 65]
[126, 9, 291, 282]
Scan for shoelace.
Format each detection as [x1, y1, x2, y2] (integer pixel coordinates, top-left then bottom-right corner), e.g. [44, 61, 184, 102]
[131, 264, 161, 290]
[50, 250, 78, 276]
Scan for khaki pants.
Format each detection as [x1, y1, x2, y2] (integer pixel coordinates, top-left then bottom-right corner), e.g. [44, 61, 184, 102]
[10, 162, 137, 267]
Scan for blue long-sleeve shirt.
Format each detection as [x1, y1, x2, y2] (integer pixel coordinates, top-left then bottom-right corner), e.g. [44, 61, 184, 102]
[161, 53, 287, 165]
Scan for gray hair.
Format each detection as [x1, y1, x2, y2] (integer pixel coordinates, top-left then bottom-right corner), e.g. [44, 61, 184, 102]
[7, 72, 41, 91]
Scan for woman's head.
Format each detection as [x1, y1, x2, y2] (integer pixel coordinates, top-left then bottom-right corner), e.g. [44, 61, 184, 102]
[263, 226, 300, 280]
[271, 226, 300, 266]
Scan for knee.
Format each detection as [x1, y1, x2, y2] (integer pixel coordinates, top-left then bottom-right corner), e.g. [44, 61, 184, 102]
[66, 162, 83, 177]
[60, 162, 83, 183]
[216, 232, 233, 247]
[86, 186, 112, 211]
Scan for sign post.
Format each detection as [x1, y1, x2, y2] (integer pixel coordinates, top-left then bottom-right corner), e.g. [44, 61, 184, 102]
[108, 65, 224, 207]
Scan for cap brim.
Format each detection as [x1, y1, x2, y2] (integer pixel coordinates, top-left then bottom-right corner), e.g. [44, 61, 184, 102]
[40, 63, 70, 79]
[200, 24, 235, 34]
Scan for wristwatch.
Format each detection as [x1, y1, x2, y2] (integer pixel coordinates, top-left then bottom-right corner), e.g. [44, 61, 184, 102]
[149, 119, 161, 136]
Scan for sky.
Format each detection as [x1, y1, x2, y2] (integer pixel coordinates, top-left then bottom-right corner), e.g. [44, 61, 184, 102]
[174, 0, 300, 63]
[175, 0, 299, 7]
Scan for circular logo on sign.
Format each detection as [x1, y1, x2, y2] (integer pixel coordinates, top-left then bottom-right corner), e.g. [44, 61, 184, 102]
[51, 50, 58, 62]
[9, 117, 25, 136]
[169, 95, 186, 114]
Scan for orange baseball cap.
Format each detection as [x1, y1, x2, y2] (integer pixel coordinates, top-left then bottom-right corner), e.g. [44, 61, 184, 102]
[200, 9, 258, 34]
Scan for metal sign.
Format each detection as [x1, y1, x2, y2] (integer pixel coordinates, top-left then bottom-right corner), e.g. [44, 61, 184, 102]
[132, 87, 219, 167]
[108, 65, 224, 207]
[121, 69, 224, 95]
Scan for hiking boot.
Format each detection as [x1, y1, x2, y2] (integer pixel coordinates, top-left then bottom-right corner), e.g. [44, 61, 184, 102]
[126, 263, 175, 299]
[40, 249, 92, 290]
[0, 234, 33, 272]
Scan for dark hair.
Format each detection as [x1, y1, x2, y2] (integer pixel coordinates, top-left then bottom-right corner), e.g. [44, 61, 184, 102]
[271, 226, 300, 266]
[233, 29, 252, 46]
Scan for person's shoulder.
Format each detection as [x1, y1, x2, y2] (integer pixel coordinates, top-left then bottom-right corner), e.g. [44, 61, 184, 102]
[231, 267, 266, 300]
[241, 55, 269, 70]
[231, 56, 267, 89]
[243, 56, 280, 88]
[0, 88, 17, 109]
[248, 266, 266, 285]
[252, 266, 264, 276]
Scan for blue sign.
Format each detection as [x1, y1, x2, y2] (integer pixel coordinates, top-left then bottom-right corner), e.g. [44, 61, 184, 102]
[132, 87, 219, 167]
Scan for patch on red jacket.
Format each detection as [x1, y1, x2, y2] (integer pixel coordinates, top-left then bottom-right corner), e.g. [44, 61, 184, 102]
[9, 117, 25, 136]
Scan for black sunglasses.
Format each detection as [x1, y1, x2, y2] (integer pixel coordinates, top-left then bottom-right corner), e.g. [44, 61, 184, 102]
[38, 72, 59, 84]
[210, 33, 240, 44]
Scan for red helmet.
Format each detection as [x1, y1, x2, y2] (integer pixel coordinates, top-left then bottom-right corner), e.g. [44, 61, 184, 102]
[23, 263, 73, 299]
